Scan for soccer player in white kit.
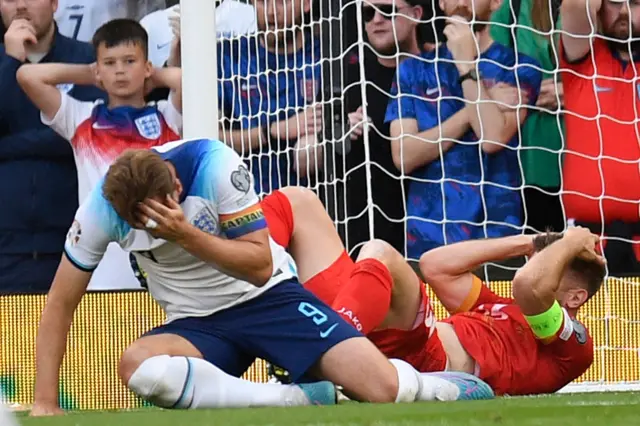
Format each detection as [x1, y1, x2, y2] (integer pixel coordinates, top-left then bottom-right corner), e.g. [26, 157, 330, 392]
[31, 138, 486, 415]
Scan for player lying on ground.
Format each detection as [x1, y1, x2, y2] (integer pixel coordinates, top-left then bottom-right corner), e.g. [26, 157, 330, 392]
[30, 139, 493, 416]
[262, 187, 606, 395]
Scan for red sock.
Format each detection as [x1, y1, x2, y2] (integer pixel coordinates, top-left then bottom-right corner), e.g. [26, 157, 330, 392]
[261, 190, 294, 248]
[331, 258, 393, 335]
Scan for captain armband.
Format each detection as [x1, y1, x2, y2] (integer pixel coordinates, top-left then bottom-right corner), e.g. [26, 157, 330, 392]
[524, 300, 564, 340]
[221, 205, 267, 239]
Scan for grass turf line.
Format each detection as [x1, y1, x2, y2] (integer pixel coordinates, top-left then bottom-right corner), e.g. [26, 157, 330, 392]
[16, 392, 640, 426]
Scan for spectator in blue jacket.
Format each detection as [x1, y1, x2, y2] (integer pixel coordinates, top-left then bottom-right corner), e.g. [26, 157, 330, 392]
[0, 0, 104, 293]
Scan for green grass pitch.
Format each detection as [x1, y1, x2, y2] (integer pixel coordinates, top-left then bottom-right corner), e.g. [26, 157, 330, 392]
[14, 392, 640, 426]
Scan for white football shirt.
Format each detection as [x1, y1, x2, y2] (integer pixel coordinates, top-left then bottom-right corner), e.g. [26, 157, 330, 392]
[64, 138, 298, 321]
[42, 93, 182, 290]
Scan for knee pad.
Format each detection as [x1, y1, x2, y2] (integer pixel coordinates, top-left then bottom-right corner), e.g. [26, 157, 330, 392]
[389, 358, 421, 403]
[127, 355, 191, 408]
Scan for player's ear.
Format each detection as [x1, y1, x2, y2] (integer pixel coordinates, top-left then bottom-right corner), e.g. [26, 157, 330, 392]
[173, 177, 183, 201]
[565, 288, 588, 309]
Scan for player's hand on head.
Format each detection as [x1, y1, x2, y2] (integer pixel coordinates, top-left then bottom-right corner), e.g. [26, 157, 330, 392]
[565, 226, 606, 265]
[30, 402, 64, 417]
[136, 195, 190, 242]
[4, 18, 38, 62]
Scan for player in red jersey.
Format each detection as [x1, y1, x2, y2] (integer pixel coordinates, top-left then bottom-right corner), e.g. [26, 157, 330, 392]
[262, 187, 606, 395]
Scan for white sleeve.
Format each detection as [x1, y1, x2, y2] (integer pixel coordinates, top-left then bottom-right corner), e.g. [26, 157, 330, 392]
[64, 193, 114, 272]
[41, 93, 95, 141]
[157, 97, 183, 136]
[213, 147, 260, 216]
[141, 8, 174, 67]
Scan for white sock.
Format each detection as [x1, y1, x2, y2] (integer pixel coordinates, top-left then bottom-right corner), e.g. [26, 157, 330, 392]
[389, 359, 421, 403]
[417, 373, 461, 401]
[127, 355, 315, 409]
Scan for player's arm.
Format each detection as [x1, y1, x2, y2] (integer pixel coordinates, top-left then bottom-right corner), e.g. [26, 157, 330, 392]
[181, 209, 273, 286]
[560, 0, 600, 62]
[32, 195, 111, 416]
[151, 66, 182, 113]
[16, 63, 95, 121]
[512, 227, 603, 317]
[419, 234, 534, 313]
[32, 256, 91, 415]
[139, 196, 273, 286]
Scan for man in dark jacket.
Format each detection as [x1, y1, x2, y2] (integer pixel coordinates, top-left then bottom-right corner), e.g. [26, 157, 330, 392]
[0, 0, 103, 293]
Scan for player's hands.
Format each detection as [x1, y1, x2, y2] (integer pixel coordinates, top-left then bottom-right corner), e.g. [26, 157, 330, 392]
[443, 16, 478, 73]
[348, 106, 370, 140]
[30, 402, 64, 417]
[488, 82, 530, 111]
[135, 195, 190, 242]
[536, 79, 563, 110]
[271, 104, 323, 140]
[4, 18, 38, 62]
[564, 226, 606, 265]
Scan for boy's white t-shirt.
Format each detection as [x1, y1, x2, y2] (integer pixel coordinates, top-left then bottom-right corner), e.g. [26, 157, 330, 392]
[43, 93, 182, 289]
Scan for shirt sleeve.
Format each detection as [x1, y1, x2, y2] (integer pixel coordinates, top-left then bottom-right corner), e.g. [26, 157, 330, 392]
[385, 60, 417, 123]
[157, 95, 183, 135]
[41, 92, 95, 141]
[63, 191, 115, 272]
[514, 55, 543, 107]
[205, 145, 266, 239]
[455, 275, 515, 313]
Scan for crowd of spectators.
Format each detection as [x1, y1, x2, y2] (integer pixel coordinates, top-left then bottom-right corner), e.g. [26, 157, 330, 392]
[0, 0, 639, 294]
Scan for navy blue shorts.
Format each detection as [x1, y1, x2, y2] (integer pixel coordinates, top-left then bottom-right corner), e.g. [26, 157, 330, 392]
[143, 279, 361, 381]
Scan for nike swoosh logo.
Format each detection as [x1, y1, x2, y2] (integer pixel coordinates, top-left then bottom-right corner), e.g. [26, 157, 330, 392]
[157, 41, 172, 49]
[92, 122, 116, 130]
[426, 88, 439, 96]
[320, 323, 338, 338]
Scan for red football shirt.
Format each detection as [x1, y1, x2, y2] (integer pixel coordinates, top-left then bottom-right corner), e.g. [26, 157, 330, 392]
[443, 278, 594, 395]
[560, 38, 640, 224]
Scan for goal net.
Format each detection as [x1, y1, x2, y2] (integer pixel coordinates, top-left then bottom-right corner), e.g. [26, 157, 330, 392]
[215, 0, 640, 392]
[2, 0, 639, 412]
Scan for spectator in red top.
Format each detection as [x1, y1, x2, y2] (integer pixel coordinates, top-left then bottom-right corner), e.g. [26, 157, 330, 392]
[560, 0, 640, 274]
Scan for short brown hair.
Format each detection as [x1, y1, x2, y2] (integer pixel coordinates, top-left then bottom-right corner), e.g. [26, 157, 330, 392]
[102, 150, 174, 225]
[532, 232, 606, 300]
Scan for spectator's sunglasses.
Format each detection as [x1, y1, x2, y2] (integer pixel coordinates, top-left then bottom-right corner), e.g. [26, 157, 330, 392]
[362, 4, 411, 23]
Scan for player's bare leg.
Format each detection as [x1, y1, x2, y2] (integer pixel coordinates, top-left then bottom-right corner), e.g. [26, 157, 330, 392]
[119, 334, 336, 408]
[277, 186, 346, 283]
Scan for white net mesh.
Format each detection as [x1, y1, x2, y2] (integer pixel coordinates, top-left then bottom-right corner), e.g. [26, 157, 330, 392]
[215, 0, 640, 391]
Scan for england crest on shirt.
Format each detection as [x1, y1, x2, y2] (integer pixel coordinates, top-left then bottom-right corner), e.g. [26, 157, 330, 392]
[135, 113, 162, 140]
[192, 208, 219, 235]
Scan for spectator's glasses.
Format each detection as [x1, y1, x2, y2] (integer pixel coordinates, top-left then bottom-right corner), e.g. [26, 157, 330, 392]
[362, 4, 409, 23]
